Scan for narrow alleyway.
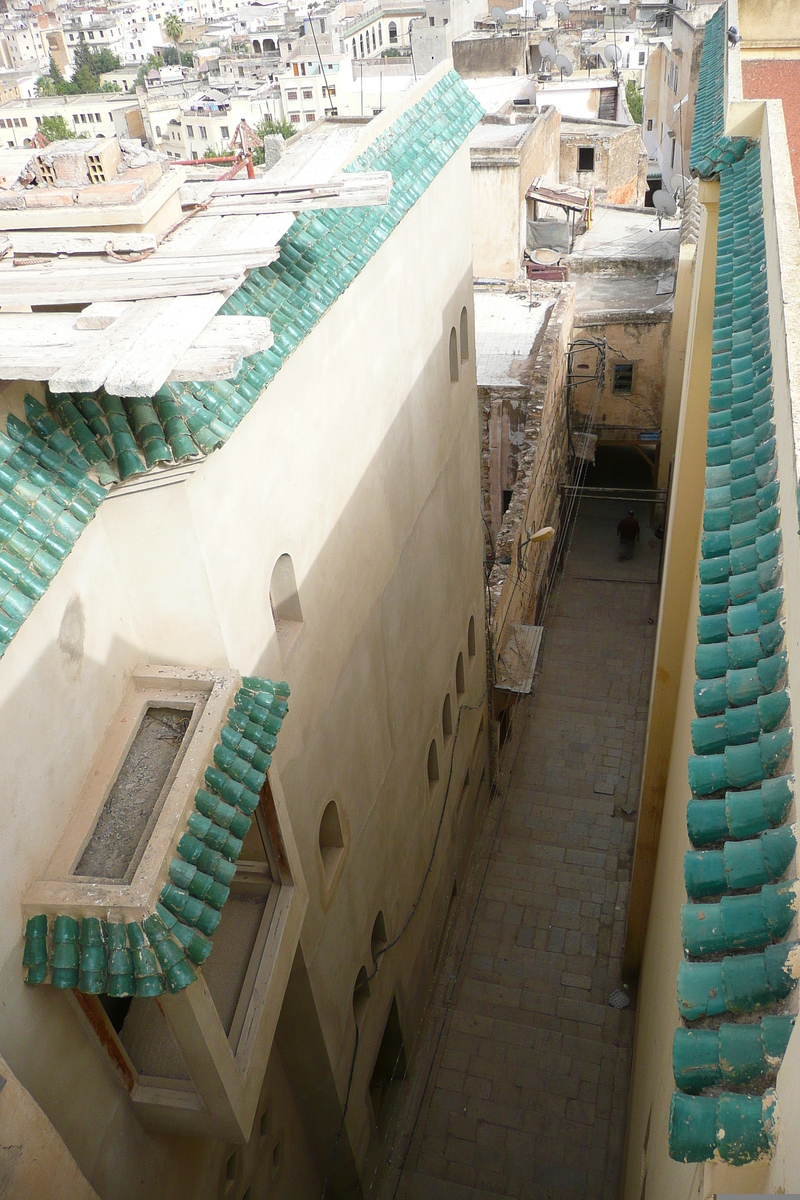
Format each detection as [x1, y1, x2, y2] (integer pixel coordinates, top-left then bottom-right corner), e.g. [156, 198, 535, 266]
[378, 500, 661, 1200]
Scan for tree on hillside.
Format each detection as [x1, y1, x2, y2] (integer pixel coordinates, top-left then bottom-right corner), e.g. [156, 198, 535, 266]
[37, 114, 76, 142]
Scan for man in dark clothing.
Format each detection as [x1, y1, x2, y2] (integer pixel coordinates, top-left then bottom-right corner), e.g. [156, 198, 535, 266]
[617, 509, 640, 560]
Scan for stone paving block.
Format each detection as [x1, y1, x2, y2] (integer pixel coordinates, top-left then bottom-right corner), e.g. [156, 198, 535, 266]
[383, 554, 657, 1199]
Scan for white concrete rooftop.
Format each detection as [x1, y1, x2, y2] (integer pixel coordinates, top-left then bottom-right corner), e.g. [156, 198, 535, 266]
[570, 204, 681, 264]
[474, 290, 554, 391]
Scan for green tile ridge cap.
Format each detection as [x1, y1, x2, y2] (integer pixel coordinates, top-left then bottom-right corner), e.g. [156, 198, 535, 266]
[673, 1016, 794, 1093]
[669, 1089, 778, 1164]
[0, 73, 484, 665]
[689, 3, 727, 174]
[23, 675, 290, 997]
[673, 143, 797, 1167]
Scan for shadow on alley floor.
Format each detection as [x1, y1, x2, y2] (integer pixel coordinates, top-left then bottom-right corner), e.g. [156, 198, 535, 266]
[374, 500, 661, 1200]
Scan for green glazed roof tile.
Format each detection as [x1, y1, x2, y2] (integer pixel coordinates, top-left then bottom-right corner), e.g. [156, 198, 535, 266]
[0, 72, 483, 662]
[670, 143, 796, 1165]
[689, 4, 727, 174]
[24, 675, 289, 999]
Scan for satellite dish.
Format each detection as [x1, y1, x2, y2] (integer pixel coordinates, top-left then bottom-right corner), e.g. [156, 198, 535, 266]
[555, 52, 573, 76]
[603, 43, 622, 64]
[653, 188, 678, 217]
[538, 38, 556, 61]
[554, 1, 570, 17]
[491, 4, 507, 22]
[670, 173, 692, 195]
[533, 0, 548, 17]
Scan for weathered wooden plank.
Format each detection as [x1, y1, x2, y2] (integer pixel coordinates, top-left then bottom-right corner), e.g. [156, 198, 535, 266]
[168, 346, 244, 382]
[9, 232, 157, 256]
[104, 292, 226, 397]
[195, 315, 272, 349]
[0, 348, 85, 380]
[0, 275, 240, 305]
[76, 301, 133, 330]
[49, 298, 176, 392]
[0, 312, 81, 346]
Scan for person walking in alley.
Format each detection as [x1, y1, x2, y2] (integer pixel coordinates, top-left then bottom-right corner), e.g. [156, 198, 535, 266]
[617, 509, 640, 560]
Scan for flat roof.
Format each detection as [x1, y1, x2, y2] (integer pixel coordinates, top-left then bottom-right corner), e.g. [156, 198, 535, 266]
[570, 204, 681, 263]
[474, 290, 554, 391]
[572, 273, 675, 318]
[470, 121, 533, 150]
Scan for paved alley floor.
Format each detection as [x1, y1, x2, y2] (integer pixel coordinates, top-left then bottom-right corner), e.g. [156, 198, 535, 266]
[378, 505, 660, 1200]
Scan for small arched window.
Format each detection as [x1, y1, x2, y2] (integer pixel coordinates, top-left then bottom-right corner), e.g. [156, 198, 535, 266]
[372, 27, 376, 49]
[264, 37, 275, 50]
[319, 799, 344, 883]
[270, 553, 303, 655]
[468, 615, 476, 659]
[353, 966, 370, 1023]
[371, 911, 387, 966]
[359, 33, 364, 55]
[460, 306, 469, 362]
[155, 124, 161, 136]
[352, 38, 356, 56]
[252, 38, 260, 52]
[449, 327, 459, 382]
[427, 740, 439, 787]
[442, 694, 453, 742]
[456, 652, 465, 697]
[379, 23, 383, 44]
[388, 20, 397, 42]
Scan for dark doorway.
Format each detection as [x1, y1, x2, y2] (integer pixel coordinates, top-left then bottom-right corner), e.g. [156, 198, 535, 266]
[369, 997, 407, 1138]
[584, 446, 655, 490]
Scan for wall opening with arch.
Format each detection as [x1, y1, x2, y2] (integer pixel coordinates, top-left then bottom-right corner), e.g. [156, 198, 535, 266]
[318, 799, 344, 883]
[449, 327, 459, 382]
[270, 553, 303, 655]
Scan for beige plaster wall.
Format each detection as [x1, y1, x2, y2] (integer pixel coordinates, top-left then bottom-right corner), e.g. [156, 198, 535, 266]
[471, 105, 561, 280]
[572, 315, 668, 433]
[738, 0, 800, 57]
[0, 1053, 99, 1200]
[0, 134, 488, 1200]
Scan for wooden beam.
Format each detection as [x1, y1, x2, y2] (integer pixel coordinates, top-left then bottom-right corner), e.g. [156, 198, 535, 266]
[8, 232, 158, 256]
[104, 293, 226, 397]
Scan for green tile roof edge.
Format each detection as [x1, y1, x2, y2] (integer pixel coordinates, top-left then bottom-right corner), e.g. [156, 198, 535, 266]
[0, 71, 485, 664]
[689, 2, 727, 175]
[668, 144, 797, 1165]
[23, 675, 289, 998]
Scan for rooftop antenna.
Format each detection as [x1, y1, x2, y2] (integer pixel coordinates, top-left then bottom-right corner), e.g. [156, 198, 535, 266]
[491, 4, 507, 30]
[554, 1, 570, 21]
[538, 37, 556, 73]
[652, 187, 677, 230]
[555, 51, 573, 79]
[670, 172, 691, 205]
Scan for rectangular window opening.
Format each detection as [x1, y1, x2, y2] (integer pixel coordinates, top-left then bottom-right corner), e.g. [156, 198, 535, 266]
[613, 363, 634, 394]
[577, 146, 595, 172]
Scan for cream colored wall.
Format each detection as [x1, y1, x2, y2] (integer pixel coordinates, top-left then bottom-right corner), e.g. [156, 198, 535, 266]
[471, 106, 561, 280]
[0, 135, 488, 1199]
[471, 156, 523, 279]
[738, 0, 800, 57]
[658, 242, 697, 489]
